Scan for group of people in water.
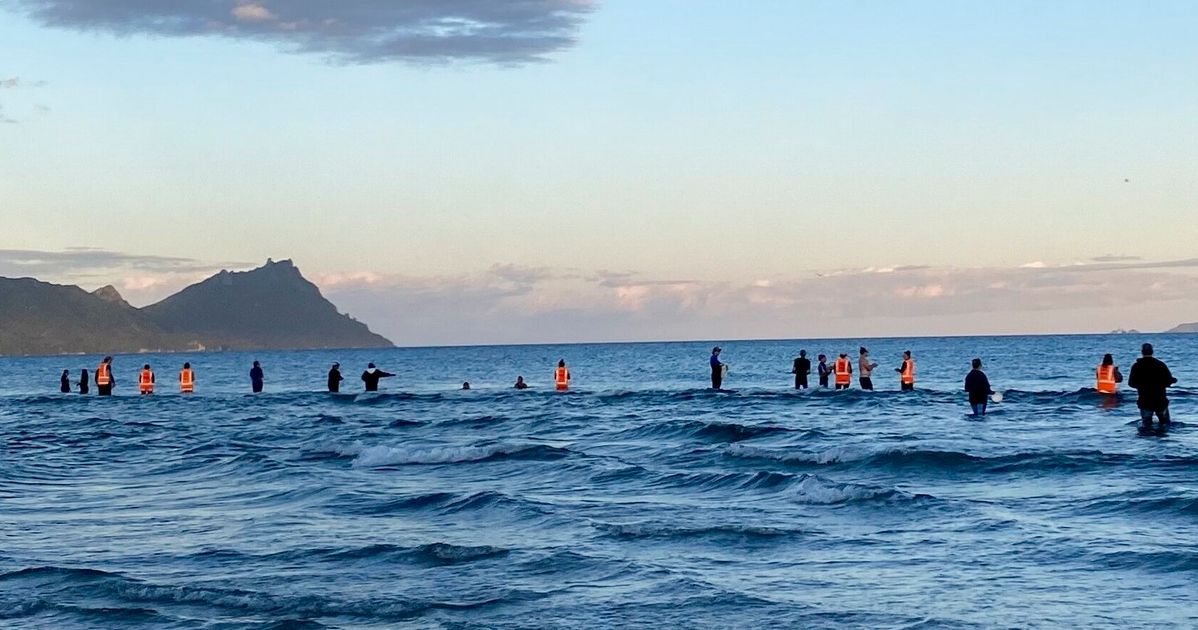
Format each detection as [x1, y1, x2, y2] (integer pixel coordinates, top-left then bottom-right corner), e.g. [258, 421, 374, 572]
[58, 343, 1179, 431]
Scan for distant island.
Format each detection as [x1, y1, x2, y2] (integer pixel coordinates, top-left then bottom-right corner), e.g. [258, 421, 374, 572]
[1166, 323, 1198, 334]
[0, 259, 393, 356]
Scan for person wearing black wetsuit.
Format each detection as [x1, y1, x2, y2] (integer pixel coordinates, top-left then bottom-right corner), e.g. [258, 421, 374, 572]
[515, 376, 529, 389]
[60, 370, 71, 393]
[361, 363, 395, 392]
[792, 350, 811, 389]
[1128, 343, 1177, 431]
[250, 361, 264, 393]
[79, 369, 90, 395]
[710, 347, 723, 390]
[964, 358, 994, 417]
[817, 354, 831, 388]
[328, 363, 344, 393]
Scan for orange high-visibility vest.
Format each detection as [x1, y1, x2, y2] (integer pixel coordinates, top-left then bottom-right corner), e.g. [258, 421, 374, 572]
[180, 368, 195, 393]
[139, 369, 154, 394]
[1096, 365, 1117, 394]
[555, 367, 570, 390]
[901, 359, 915, 385]
[834, 358, 851, 385]
[96, 363, 111, 386]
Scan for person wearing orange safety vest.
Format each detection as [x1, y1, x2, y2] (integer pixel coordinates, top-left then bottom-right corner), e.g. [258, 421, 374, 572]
[555, 359, 571, 391]
[896, 351, 916, 391]
[95, 356, 115, 396]
[834, 353, 853, 390]
[1096, 353, 1123, 395]
[180, 362, 195, 394]
[139, 364, 155, 395]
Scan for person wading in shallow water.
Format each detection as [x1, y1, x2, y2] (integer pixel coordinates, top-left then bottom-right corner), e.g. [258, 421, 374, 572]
[964, 358, 994, 417]
[1128, 343, 1176, 433]
[709, 347, 724, 390]
[361, 363, 394, 392]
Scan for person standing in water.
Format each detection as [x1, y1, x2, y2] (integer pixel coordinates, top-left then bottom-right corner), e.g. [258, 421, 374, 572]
[896, 351, 915, 391]
[555, 360, 571, 391]
[1096, 353, 1123, 395]
[361, 363, 395, 392]
[834, 353, 853, 390]
[817, 354, 832, 388]
[180, 363, 195, 394]
[95, 356, 115, 396]
[709, 347, 724, 390]
[327, 362, 344, 393]
[250, 361, 264, 393]
[964, 358, 994, 417]
[792, 350, 811, 389]
[60, 370, 71, 393]
[858, 347, 878, 391]
[78, 369, 90, 395]
[139, 364, 155, 395]
[1128, 343, 1176, 432]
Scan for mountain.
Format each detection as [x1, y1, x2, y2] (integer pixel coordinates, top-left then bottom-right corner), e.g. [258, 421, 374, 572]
[1166, 323, 1198, 333]
[142, 259, 391, 350]
[0, 259, 392, 356]
[0, 278, 181, 355]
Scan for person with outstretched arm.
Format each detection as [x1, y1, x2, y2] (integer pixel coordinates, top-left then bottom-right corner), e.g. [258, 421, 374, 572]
[60, 370, 71, 393]
[792, 350, 811, 389]
[328, 362, 344, 393]
[710, 347, 724, 390]
[1128, 343, 1176, 432]
[964, 358, 994, 417]
[250, 361, 264, 393]
[361, 363, 395, 392]
[858, 347, 878, 391]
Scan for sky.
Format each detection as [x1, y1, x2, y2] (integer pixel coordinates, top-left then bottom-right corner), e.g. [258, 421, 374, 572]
[2, 0, 1197, 345]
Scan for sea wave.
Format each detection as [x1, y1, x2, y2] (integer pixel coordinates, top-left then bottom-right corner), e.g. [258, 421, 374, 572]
[349, 443, 572, 467]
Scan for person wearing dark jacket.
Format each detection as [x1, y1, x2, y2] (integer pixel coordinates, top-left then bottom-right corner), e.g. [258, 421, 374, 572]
[817, 354, 831, 388]
[710, 347, 724, 390]
[328, 363, 344, 393]
[250, 361, 264, 393]
[792, 350, 811, 389]
[1128, 343, 1177, 430]
[79, 369, 90, 395]
[964, 358, 994, 417]
[361, 363, 395, 392]
[60, 370, 71, 393]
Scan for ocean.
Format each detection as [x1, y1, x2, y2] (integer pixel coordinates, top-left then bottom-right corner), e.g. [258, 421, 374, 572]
[2, 334, 1196, 629]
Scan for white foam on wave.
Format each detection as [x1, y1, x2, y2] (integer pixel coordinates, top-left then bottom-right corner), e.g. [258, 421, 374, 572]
[791, 474, 894, 504]
[352, 443, 525, 467]
[725, 443, 879, 465]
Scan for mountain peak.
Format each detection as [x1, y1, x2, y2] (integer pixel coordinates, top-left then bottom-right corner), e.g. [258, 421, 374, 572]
[91, 285, 130, 307]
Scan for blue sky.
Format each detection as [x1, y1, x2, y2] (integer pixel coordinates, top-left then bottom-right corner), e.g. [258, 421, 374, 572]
[2, 1, 1198, 344]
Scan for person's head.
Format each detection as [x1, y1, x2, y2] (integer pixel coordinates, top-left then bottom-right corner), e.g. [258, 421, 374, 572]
[516, 376, 525, 383]
[839, 353, 847, 358]
[1142, 343, 1154, 357]
[103, 356, 112, 363]
[253, 360, 260, 367]
[82, 368, 88, 376]
[818, 354, 826, 362]
[368, 362, 376, 369]
[712, 346, 721, 355]
[143, 364, 150, 370]
[904, 350, 911, 359]
[859, 347, 868, 355]
[62, 369, 69, 375]
[971, 358, 982, 369]
[799, 350, 807, 357]
[462, 382, 470, 390]
[1102, 354, 1114, 366]
[558, 359, 566, 367]
[183, 362, 191, 369]
[332, 362, 340, 369]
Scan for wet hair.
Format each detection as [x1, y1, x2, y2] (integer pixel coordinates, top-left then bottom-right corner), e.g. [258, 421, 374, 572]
[860, 347, 868, 354]
[183, 362, 191, 369]
[143, 364, 150, 370]
[904, 350, 911, 358]
[971, 358, 982, 369]
[62, 369, 69, 376]
[712, 346, 721, 353]
[1101, 354, 1114, 366]
[818, 354, 826, 360]
[81, 368, 89, 376]
[799, 350, 807, 357]
[253, 360, 260, 367]
[104, 356, 112, 362]
[558, 359, 566, 367]
[1142, 343, 1154, 356]
[462, 382, 470, 389]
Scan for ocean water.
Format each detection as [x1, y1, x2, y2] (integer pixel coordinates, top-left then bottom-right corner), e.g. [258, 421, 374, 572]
[2, 334, 1197, 629]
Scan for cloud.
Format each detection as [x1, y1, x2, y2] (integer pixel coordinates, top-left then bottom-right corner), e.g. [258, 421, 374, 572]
[6, 0, 597, 64]
[1091, 255, 1142, 263]
[318, 258, 1198, 345]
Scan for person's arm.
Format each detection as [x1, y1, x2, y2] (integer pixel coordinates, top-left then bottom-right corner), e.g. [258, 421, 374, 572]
[984, 375, 994, 395]
[1114, 367, 1123, 383]
[1127, 365, 1138, 389]
[382, 371, 395, 378]
[1165, 365, 1177, 386]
